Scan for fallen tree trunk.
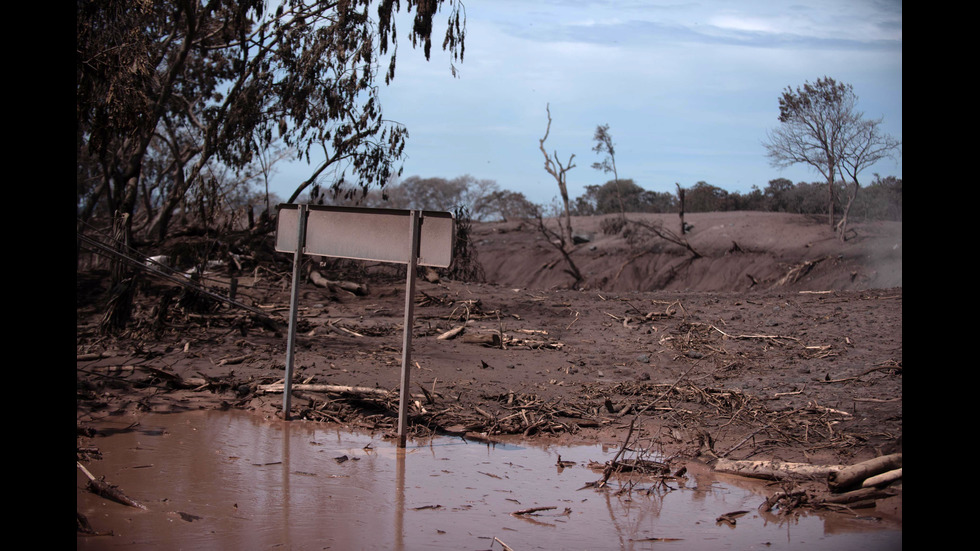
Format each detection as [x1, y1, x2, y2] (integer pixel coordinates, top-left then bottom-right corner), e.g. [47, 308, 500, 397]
[820, 486, 898, 505]
[310, 271, 369, 295]
[460, 332, 501, 347]
[862, 467, 902, 488]
[828, 453, 902, 493]
[714, 458, 843, 481]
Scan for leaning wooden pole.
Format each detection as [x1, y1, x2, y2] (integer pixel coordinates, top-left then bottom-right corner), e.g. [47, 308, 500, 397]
[397, 211, 422, 448]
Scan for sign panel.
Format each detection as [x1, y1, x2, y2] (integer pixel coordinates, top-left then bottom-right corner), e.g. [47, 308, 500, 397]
[275, 204, 455, 268]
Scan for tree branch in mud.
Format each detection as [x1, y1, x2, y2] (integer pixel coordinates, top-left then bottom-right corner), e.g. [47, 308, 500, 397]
[77, 462, 147, 510]
[626, 218, 701, 258]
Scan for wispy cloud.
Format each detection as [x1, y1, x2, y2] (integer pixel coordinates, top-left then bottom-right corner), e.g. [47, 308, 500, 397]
[269, 0, 902, 206]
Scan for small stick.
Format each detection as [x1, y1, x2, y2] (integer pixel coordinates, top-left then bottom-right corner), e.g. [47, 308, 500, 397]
[512, 506, 556, 516]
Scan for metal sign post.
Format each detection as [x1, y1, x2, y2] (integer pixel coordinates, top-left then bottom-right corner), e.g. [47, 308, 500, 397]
[282, 204, 308, 420]
[397, 210, 421, 448]
[275, 204, 454, 447]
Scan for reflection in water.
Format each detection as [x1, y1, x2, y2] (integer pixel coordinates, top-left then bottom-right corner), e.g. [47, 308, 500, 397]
[77, 410, 900, 550]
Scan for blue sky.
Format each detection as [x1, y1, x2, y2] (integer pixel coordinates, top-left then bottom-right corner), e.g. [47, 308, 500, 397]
[269, 0, 902, 207]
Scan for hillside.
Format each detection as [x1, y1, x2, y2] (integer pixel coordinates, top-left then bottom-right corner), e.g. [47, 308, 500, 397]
[473, 211, 902, 293]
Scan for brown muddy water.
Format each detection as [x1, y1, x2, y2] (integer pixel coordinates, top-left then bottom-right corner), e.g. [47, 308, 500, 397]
[77, 410, 901, 550]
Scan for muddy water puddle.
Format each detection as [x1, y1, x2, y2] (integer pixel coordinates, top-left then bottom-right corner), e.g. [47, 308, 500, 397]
[77, 410, 900, 550]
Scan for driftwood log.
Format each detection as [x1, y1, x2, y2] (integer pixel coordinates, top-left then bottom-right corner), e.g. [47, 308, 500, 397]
[820, 486, 898, 506]
[863, 467, 902, 488]
[436, 323, 469, 340]
[460, 332, 501, 347]
[309, 271, 369, 296]
[827, 453, 902, 492]
[714, 458, 843, 481]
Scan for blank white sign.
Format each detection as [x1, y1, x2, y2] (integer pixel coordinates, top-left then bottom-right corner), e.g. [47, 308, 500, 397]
[275, 204, 455, 268]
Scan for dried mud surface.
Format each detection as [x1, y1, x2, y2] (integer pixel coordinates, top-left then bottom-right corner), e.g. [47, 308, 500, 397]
[77, 212, 902, 508]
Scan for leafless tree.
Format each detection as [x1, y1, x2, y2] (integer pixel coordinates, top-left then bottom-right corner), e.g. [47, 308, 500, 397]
[539, 104, 576, 246]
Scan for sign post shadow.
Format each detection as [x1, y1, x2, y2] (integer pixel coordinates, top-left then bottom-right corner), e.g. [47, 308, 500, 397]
[275, 204, 455, 448]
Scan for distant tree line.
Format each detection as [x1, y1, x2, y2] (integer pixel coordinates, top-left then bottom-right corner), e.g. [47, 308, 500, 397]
[339, 173, 901, 223]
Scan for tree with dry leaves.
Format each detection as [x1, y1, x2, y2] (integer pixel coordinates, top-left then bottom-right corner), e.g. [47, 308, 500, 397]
[763, 77, 899, 238]
[77, 0, 466, 332]
[77, 0, 466, 242]
[591, 124, 626, 219]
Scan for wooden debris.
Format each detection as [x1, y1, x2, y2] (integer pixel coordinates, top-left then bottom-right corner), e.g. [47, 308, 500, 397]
[777, 257, 827, 286]
[77, 462, 147, 510]
[760, 490, 809, 514]
[309, 271, 369, 295]
[460, 332, 501, 347]
[217, 354, 251, 366]
[512, 506, 556, 516]
[820, 486, 897, 505]
[862, 467, 902, 488]
[828, 453, 902, 492]
[556, 455, 576, 468]
[326, 320, 365, 337]
[714, 458, 843, 481]
[257, 383, 423, 400]
[436, 323, 469, 340]
[716, 510, 749, 526]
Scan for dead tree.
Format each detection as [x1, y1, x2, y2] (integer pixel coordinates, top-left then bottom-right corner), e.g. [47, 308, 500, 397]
[676, 183, 688, 234]
[539, 104, 576, 246]
[534, 210, 583, 288]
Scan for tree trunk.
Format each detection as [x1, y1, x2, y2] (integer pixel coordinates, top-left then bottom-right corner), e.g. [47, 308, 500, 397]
[826, 159, 836, 229]
[836, 179, 859, 241]
[100, 211, 136, 334]
[677, 184, 686, 234]
[558, 181, 574, 247]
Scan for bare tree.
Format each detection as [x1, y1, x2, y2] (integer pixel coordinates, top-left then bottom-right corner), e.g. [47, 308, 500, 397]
[538, 104, 576, 246]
